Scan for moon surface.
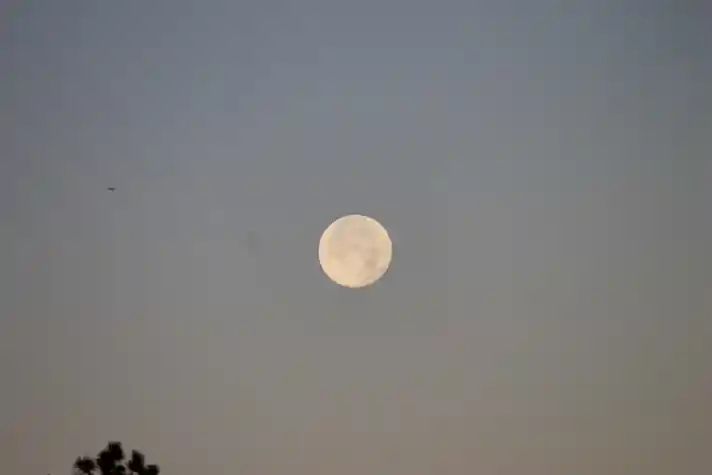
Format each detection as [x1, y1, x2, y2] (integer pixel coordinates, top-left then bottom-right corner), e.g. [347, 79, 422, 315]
[318, 214, 393, 288]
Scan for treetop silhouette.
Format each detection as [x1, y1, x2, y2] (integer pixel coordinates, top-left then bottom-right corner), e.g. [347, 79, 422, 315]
[73, 442, 159, 475]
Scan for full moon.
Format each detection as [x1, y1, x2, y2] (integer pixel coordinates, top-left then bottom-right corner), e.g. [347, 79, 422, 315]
[318, 214, 393, 288]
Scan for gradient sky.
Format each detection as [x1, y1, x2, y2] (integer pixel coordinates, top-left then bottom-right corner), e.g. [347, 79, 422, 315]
[1, 1, 711, 474]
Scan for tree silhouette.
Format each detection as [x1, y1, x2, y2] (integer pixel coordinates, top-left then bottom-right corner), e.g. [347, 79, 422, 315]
[73, 442, 159, 475]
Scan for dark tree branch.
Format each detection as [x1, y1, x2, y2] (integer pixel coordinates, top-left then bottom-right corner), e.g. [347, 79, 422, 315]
[72, 442, 159, 475]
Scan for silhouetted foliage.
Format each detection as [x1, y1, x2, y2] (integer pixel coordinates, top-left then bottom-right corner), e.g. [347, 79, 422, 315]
[73, 442, 159, 475]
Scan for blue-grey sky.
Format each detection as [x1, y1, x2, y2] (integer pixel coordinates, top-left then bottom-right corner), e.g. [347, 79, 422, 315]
[2, 1, 711, 474]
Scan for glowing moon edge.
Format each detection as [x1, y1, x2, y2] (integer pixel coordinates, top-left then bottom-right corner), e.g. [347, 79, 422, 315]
[318, 214, 393, 288]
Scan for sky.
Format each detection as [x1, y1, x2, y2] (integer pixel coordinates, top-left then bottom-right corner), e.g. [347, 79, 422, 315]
[1, 1, 711, 474]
